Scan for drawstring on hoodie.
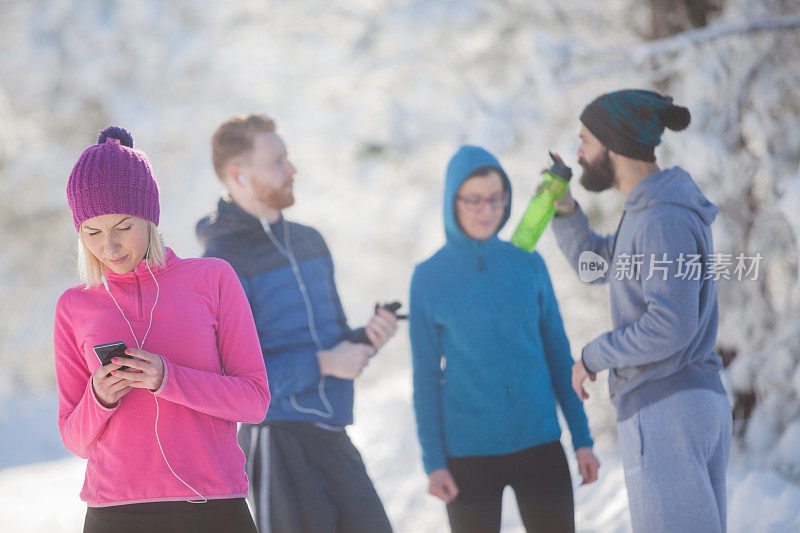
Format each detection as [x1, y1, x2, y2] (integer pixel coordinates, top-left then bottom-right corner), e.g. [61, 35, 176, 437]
[610, 212, 627, 260]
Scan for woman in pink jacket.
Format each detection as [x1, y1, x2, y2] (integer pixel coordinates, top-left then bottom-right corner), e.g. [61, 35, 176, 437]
[54, 126, 270, 533]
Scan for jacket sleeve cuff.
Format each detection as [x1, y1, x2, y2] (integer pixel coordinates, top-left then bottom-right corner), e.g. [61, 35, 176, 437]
[89, 377, 120, 412]
[572, 434, 594, 452]
[581, 345, 600, 374]
[151, 356, 170, 396]
[551, 202, 584, 225]
[423, 454, 448, 475]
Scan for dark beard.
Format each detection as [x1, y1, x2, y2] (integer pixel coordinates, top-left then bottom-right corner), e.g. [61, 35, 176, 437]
[579, 150, 615, 192]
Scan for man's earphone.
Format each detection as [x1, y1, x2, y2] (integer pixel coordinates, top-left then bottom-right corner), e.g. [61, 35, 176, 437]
[238, 174, 250, 187]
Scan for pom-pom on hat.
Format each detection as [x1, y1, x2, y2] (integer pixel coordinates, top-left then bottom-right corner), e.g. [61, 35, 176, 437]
[580, 89, 691, 162]
[67, 126, 160, 231]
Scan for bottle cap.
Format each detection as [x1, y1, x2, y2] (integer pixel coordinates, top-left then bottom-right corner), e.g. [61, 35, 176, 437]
[548, 152, 573, 181]
[550, 163, 572, 181]
[548, 163, 572, 181]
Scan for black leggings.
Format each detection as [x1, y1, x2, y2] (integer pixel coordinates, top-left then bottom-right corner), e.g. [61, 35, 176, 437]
[446, 440, 574, 533]
[83, 498, 257, 533]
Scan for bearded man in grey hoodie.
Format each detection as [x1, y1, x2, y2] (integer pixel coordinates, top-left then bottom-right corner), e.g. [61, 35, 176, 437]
[550, 89, 732, 533]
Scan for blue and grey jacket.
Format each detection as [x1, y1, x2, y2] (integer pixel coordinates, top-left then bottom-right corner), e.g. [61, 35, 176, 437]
[551, 166, 726, 421]
[409, 145, 593, 475]
[197, 196, 356, 426]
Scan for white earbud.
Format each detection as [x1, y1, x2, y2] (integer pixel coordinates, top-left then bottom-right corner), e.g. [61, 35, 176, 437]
[239, 174, 250, 187]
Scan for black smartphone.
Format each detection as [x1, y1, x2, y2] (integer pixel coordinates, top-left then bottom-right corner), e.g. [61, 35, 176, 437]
[93, 341, 132, 376]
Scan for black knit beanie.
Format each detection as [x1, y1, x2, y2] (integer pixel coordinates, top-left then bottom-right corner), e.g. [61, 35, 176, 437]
[580, 89, 691, 161]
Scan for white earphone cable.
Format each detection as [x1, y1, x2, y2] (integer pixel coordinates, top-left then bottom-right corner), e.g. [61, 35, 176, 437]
[102, 254, 207, 503]
[259, 217, 334, 419]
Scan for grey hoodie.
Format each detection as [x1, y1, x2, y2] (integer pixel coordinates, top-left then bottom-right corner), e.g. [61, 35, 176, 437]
[551, 166, 726, 421]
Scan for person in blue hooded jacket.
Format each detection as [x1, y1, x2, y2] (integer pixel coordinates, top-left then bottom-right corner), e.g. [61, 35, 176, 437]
[409, 145, 599, 533]
[551, 90, 732, 533]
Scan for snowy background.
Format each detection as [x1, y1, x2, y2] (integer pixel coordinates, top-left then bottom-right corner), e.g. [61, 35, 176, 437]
[1, 0, 800, 531]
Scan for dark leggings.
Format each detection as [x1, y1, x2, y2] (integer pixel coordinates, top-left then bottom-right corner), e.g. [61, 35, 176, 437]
[446, 440, 574, 533]
[83, 498, 257, 533]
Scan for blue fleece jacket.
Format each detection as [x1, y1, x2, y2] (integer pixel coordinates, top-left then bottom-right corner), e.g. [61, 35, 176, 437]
[551, 167, 726, 421]
[409, 146, 593, 475]
[197, 197, 356, 427]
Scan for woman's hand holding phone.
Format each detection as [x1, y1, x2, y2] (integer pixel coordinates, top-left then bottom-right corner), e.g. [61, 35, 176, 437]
[91, 364, 133, 408]
[110, 348, 165, 392]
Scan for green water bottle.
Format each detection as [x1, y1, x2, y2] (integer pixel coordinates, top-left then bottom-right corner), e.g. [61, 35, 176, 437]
[511, 153, 573, 252]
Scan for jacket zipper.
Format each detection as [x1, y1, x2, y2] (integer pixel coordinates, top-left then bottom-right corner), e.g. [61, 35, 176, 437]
[135, 273, 143, 320]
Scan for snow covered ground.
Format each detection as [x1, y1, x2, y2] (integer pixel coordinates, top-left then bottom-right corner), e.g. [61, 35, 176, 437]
[2, 382, 799, 532]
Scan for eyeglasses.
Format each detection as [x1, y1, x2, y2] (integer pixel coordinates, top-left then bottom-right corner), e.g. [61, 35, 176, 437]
[455, 193, 509, 212]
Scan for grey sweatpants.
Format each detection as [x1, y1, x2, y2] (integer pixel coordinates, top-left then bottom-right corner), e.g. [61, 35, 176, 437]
[617, 387, 732, 533]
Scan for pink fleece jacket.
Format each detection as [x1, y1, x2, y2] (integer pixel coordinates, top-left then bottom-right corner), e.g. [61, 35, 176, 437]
[54, 248, 270, 507]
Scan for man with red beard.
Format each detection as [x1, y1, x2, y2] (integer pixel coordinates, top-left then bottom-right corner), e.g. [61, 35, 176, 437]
[550, 90, 731, 532]
[197, 114, 396, 533]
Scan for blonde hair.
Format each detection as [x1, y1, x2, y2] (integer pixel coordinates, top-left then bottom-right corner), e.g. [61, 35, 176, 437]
[78, 221, 166, 287]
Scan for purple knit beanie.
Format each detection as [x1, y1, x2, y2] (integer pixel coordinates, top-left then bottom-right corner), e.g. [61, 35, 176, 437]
[67, 126, 160, 231]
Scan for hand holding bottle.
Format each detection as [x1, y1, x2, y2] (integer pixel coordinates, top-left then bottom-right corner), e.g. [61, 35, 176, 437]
[539, 181, 578, 217]
[511, 152, 574, 251]
[553, 188, 577, 216]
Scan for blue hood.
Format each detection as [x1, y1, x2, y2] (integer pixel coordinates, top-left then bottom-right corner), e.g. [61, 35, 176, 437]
[444, 145, 512, 248]
[410, 146, 595, 473]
